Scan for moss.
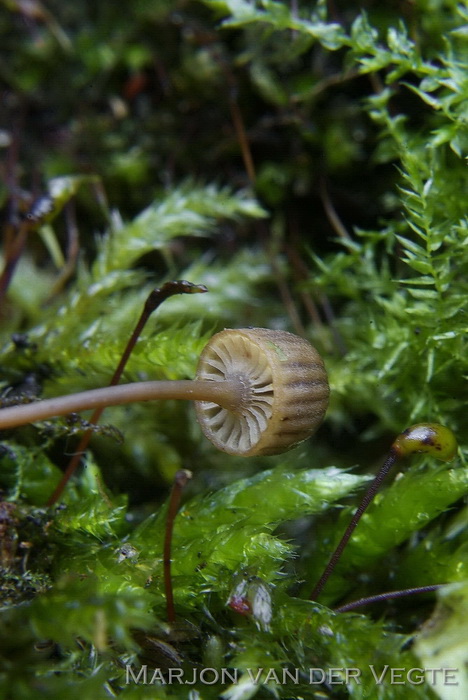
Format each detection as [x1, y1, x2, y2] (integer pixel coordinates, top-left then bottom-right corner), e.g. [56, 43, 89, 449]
[1, 1, 467, 698]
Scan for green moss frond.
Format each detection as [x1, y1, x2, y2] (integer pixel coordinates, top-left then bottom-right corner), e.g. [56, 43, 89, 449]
[309, 459, 468, 605]
[1, 2, 467, 697]
[94, 182, 266, 276]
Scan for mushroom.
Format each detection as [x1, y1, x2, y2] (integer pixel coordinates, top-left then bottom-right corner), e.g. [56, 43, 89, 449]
[0, 328, 329, 457]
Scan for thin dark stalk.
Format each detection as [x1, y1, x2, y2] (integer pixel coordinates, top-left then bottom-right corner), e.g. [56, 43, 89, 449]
[3, 123, 22, 255]
[319, 178, 351, 242]
[309, 448, 399, 601]
[45, 201, 80, 301]
[228, 89, 256, 183]
[164, 470, 192, 623]
[335, 584, 444, 613]
[310, 423, 457, 602]
[46, 281, 207, 506]
[0, 221, 29, 303]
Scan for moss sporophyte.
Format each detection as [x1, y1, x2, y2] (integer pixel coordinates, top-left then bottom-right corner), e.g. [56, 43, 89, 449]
[309, 423, 458, 604]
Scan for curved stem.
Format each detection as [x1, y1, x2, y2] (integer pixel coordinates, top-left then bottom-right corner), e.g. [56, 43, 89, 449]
[164, 469, 192, 623]
[0, 379, 243, 430]
[309, 448, 399, 601]
[309, 423, 458, 602]
[46, 280, 208, 506]
[334, 584, 444, 613]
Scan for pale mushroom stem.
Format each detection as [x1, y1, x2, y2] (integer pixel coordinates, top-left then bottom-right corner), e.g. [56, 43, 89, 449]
[0, 378, 244, 430]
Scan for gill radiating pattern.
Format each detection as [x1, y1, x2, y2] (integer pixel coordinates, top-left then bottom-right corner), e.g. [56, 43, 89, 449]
[195, 327, 329, 456]
[195, 332, 274, 454]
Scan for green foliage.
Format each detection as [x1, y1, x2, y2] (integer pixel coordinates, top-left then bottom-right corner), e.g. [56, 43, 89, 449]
[415, 581, 468, 700]
[133, 465, 371, 607]
[1, 1, 467, 699]
[309, 460, 468, 605]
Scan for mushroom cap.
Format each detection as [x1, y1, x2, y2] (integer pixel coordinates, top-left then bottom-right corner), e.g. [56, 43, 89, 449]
[195, 328, 329, 456]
